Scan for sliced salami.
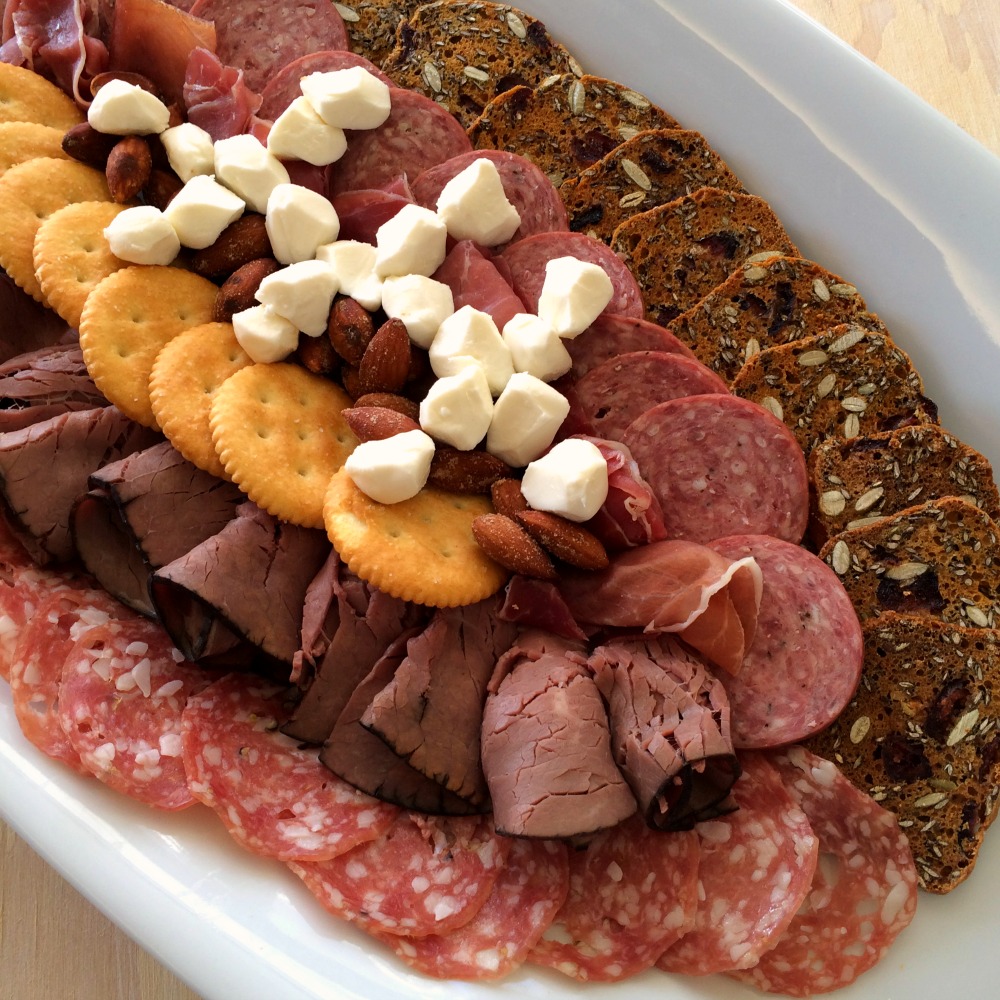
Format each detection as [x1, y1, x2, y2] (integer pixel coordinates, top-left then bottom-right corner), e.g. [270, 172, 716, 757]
[0, 562, 66, 681]
[708, 534, 864, 748]
[730, 747, 918, 997]
[289, 812, 510, 938]
[622, 393, 810, 544]
[529, 816, 699, 981]
[181, 673, 397, 861]
[657, 751, 818, 975]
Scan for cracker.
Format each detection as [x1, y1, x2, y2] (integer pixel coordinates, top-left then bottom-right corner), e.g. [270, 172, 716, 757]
[33, 200, 129, 328]
[210, 363, 357, 528]
[149, 322, 254, 479]
[0, 157, 111, 302]
[324, 467, 508, 607]
[78, 266, 218, 428]
[0, 62, 84, 130]
[335, 0, 421, 68]
[0, 121, 68, 179]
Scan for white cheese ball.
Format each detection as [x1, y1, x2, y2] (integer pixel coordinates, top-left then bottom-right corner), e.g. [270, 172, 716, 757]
[419, 365, 494, 451]
[501, 313, 572, 382]
[435, 158, 521, 246]
[536, 256, 615, 339]
[265, 183, 340, 265]
[316, 240, 383, 312]
[254, 261, 339, 338]
[159, 122, 215, 182]
[345, 429, 436, 504]
[301, 67, 392, 130]
[381, 274, 455, 349]
[162, 174, 245, 250]
[232, 305, 299, 364]
[374, 204, 448, 278]
[88, 79, 170, 135]
[267, 96, 348, 166]
[214, 134, 290, 214]
[104, 205, 180, 266]
[486, 373, 570, 467]
[521, 438, 610, 522]
[427, 306, 513, 397]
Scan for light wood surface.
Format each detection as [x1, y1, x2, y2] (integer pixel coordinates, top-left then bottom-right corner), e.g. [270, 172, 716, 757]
[2, 4, 998, 999]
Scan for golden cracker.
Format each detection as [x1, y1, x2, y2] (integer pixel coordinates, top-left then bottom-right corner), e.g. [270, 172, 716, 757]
[33, 200, 130, 328]
[210, 363, 357, 528]
[0, 121, 68, 178]
[0, 157, 110, 302]
[323, 468, 509, 608]
[0, 63, 84, 130]
[149, 322, 254, 479]
[79, 266, 218, 428]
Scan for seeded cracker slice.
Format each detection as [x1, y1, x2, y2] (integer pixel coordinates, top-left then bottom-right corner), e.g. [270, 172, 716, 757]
[324, 467, 508, 608]
[0, 157, 111, 303]
[149, 322, 254, 480]
[210, 363, 357, 529]
[0, 62, 84, 130]
[0, 122, 68, 179]
[333, 0, 422, 68]
[78, 266, 218, 428]
[382, 0, 580, 128]
[468, 74, 682, 187]
[804, 613, 1000, 894]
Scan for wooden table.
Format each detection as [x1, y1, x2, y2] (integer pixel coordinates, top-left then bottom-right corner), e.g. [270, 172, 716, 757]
[2, 3, 998, 998]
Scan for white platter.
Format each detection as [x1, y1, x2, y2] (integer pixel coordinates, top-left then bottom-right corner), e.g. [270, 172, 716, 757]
[3, 0, 1000, 997]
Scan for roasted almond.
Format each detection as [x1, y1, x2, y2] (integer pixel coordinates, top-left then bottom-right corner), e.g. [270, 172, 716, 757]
[61, 122, 118, 168]
[340, 364, 363, 400]
[343, 405, 420, 441]
[190, 214, 273, 279]
[491, 477, 530, 518]
[472, 514, 556, 580]
[328, 297, 374, 366]
[297, 335, 340, 377]
[213, 257, 280, 323]
[353, 392, 420, 422]
[428, 446, 512, 494]
[358, 317, 411, 394]
[143, 168, 184, 211]
[515, 509, 610, 570]
[106, 135, 152, 203]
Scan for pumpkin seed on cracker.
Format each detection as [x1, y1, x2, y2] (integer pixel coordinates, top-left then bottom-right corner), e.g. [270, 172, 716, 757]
[0, 62, 84, 130]
[333, 0, 423, 69]
[0, 122, 68, 179]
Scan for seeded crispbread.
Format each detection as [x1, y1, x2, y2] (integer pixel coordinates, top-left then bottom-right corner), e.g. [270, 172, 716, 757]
[804, 612, 1000, 894]
[670, 255, 872, 383]
[0, 62, 84, 130]
[0, 122, 68, 179]
[468, 74, 682, 188]
[611, 187, 799, 326]
[382, 0, 581, 128]
[820, 497, 1000, 630]
[333, 0, 421, 68]
[808, 424, 1000, 548]
[323, 467, 508, 607]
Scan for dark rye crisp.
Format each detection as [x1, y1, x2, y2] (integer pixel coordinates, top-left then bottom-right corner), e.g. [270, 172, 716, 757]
[804, 613, 1000, 894]
[468, 74, 682, 187]
[612, 187, 799, 326]
[382, 0, 581, 128]
[559, 128, 745, 243]
[731, 321, 939, 457]
[332, 0, 423, 69]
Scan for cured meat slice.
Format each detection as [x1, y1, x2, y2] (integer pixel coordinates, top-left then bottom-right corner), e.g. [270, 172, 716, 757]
[181, 673, 397, 861]
[0, 272, 73, 365]
[384, 837, 569, 980]
[657, 751, 819, 975]
[331, 188, 410, 245]
[183, 46, 261, 141]
[58, 616, 214, 809]
[730, 747, 918, 997]
[288, 812, 510, 938]
[622, 393, 810, 545]
[497, 576, 587, 643]
[530, 816, 699, 981]
[431, 241, 526, 333]
[501, 231, 644, 320]
[709, 534, 864, 748]
[412, 150, 568, 247]
[328, 89, 473, 196]
[0, 555, 53, 681]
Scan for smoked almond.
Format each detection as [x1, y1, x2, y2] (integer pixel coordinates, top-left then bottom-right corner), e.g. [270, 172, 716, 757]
[472, 513, 556, 580]
[516, 509, 610, 570]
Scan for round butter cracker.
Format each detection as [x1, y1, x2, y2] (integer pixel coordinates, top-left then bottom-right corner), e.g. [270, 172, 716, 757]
[0, 121, 68, 179]
[323, 468, 509, 608]
[0, 63, 84, 130]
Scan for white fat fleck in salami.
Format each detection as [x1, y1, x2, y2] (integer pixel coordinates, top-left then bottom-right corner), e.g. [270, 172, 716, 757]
[658, 751, 818, 975]
[529, 816, 699, 981]
[708, 534, 864, 748]
[181, 673, 398, 861]
[730, 747, 918, 997]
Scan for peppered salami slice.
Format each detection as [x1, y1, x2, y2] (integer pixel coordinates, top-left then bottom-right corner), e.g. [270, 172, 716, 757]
[0, 562, 49, 681]
[182, 673, 397, 860]
[529, 816, 699, 981]
[730, 747, 918, 997]
[709, 535, 863, 748]
[384, 837, 569, 980]
[622, 393, 810, 544]
[290, 813, 510, 938]
[657, 751, 818, 975]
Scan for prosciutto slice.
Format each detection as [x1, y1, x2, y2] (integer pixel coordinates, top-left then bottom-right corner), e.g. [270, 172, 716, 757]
[183, 46, 260, 140]
[431, 242, 526, 334]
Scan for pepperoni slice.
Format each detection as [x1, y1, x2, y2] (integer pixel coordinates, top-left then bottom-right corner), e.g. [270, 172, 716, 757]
[182, 673, 397, 861]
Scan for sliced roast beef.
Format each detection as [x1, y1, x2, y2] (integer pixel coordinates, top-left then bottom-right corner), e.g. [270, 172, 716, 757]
[0, 272, 75, 365]
[589, 636, 739, 830]
[360, 598, 518, 808]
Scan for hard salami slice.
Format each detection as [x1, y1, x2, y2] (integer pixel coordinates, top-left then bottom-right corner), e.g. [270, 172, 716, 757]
[708, 534, 863, 748]
[289, 812, 510, 938]
[730, 747, 918, 997]
[657, 751, 818, 975]
[182, 673, 397, 861]
[0, 561, 66, 681]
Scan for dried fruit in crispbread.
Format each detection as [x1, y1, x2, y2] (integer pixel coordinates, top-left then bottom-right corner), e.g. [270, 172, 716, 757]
[78, 266, 218, 428]
[333, 0, 423, 69]
[324, 467, 509, 607]
[730, 321, 939, 457]
[211, 363, 357, 529]
[808, 424, 1000, 548]
[804, 613, 1000, 893]
[0, 63, 84, 130]
[0, 122, 68, 179]
[559, 128, 745, 243]
[611, 187, 799, 325]
[820, 497, 1000, 630]
[671, 255, 872, 383]
[468, 74, 681, 187]
[382, 0, 581, 128]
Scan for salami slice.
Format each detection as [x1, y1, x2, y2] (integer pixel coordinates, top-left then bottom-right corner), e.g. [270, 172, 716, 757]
[182, 673, 397, 861]
[708, 534, 864, 748]
[384, 838, 569, 980]
[0, 561, 66, 681]
[529, 816, 699, 981]
[289, 812, 510, 938]
[730, 747, 918, 997]
[657, 751, 818, 975]
[622, 393, 810, 544]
